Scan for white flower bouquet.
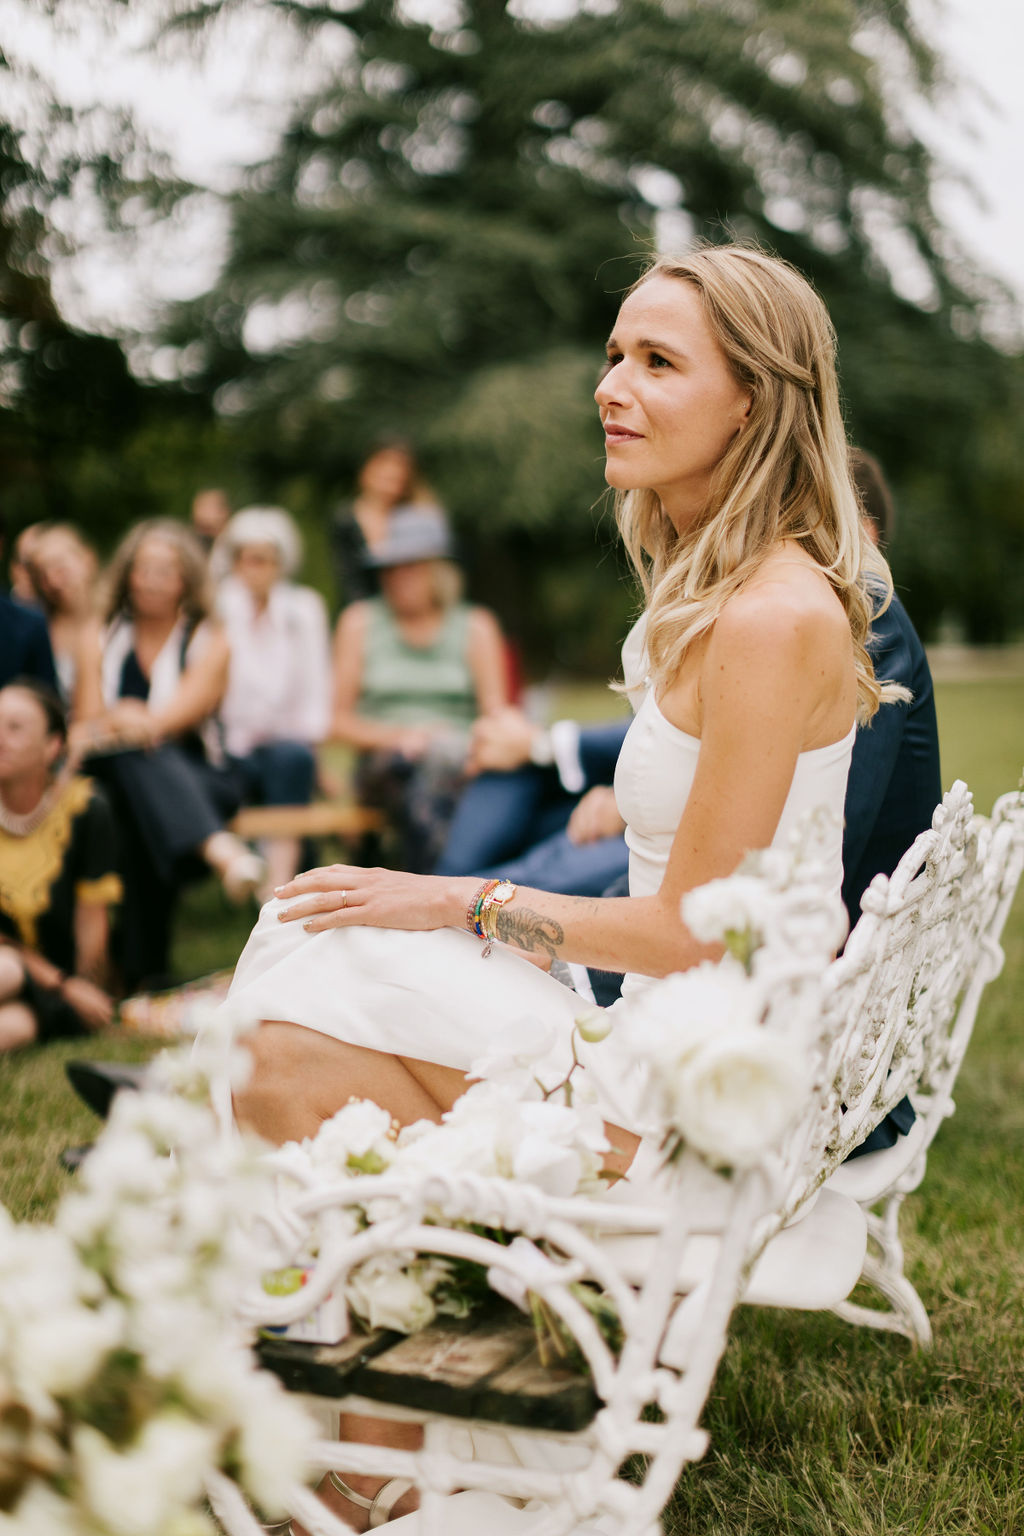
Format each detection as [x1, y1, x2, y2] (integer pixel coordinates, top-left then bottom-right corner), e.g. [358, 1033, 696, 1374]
[0, 1048, 316, 1534]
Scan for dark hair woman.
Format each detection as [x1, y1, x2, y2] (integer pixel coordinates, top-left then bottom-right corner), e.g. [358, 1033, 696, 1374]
[0, 681, 121, 1050]
[330, 438, 447, 610]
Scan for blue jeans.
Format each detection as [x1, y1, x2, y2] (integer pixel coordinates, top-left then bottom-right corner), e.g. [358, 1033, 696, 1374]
[232, 740, 317, 807]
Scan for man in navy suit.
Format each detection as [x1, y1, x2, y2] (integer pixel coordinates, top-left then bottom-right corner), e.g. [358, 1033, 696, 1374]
[0, 514, 58, 691]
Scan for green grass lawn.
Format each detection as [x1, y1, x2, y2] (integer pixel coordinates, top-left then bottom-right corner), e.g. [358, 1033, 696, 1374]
[1, 675, 1022, 1533]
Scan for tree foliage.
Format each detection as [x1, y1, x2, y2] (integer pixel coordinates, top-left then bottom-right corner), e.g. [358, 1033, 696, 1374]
[6, 0, 1024, 655]
[150, 0, 1021, 650]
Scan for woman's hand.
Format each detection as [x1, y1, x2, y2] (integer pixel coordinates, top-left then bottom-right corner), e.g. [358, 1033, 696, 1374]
[60, 976, 114, 1031]
[108, 699, 159, 748]
[566, 786, 626, 845]
[274, 865, 471, 935]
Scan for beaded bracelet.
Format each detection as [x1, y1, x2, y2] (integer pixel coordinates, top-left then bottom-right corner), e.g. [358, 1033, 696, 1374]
[466, 879, 501, 938]
[478, 879, 518, 958]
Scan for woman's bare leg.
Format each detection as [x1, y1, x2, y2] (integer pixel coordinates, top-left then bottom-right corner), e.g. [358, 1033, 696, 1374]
[237, 1023, 468, 1532]
[234, 1022, 455, 1144]
[0, 952, 36, 1052]
[237, 1020, 642, 1529]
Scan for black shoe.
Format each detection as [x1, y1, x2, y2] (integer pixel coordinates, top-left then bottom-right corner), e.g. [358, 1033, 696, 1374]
[59, 1142, 94, 1173]
[65, 1060, 149, 1120]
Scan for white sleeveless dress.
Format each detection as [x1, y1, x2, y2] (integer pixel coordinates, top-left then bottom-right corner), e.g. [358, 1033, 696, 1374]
[223, 618, 854, 1136]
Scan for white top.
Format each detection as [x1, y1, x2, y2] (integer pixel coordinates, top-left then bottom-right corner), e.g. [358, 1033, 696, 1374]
[614, 615, 854, 998]
[219, 609, 855, 1142]
[216, 576, 331, 758]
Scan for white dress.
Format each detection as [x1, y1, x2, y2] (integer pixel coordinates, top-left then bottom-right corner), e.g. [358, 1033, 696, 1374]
[224, 620, 855, 1136]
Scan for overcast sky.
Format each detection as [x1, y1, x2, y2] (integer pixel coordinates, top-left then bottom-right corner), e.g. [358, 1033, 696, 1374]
[3, 0, 1022, 344]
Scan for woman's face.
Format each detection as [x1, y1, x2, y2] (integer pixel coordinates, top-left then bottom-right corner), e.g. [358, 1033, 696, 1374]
[0, 688, 60, 783]
[234, 542, 282, 603]
[379, 559, 437, 616]
[359, 448, 413, 504]
[595, 274, 751, 531]
[33, 530, 95, 611]
[128, 536, 186, 620]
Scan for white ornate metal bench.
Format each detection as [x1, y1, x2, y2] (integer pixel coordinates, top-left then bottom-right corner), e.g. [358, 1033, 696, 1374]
[819, 782, 1024, 1344]
[206, 778, 1023, 1536]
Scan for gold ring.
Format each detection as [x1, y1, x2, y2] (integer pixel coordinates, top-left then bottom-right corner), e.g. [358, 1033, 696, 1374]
[340, 889, 349, 909]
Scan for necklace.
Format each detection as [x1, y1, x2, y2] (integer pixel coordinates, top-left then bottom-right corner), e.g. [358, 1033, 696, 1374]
[0, 772, 69, 838]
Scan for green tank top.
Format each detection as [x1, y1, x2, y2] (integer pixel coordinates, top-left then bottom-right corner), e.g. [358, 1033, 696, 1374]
[359, 599, 477, 729]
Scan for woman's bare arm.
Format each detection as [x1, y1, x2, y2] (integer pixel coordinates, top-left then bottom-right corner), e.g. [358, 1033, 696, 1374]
[279, 587, 853, 977]
[73, 901, 113, 988]
[466, 606, 510, 715]
[71, 619, 105, 722]
[147, 626, 230, 741]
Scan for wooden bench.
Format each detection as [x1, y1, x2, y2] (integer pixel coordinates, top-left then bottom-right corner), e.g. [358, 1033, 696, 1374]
[210, 778, 1023, 1536]
[230, 801, 383, 848]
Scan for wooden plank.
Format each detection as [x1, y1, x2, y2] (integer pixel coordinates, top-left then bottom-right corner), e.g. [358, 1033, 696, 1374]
[230, 803, 383, 840]
[256, 1328, 396, 1398]
[257, 1308, 601, 1432]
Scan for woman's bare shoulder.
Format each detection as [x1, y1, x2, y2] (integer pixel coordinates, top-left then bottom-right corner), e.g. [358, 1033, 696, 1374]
[718, 553, 847, 651]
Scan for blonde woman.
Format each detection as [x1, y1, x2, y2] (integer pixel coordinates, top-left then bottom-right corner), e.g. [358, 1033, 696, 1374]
[215, 245, 905, 1530]
[76, 521, 262, 986]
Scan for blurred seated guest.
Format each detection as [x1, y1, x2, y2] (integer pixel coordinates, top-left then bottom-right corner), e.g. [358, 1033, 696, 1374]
[75, 520, 261, 989]
[215, 507, 332, 897]
[331, 507, 508, 872]
[0, 681, 120, 1051]
[331, 438, 446, 609]
[25, 522, 104, 716]
[436, 707, 631, 895]
[8, 522, 48, 608]
[0, 515, 58, 692]
[843, 448, 942, 924]
[190, 487, 232, 554]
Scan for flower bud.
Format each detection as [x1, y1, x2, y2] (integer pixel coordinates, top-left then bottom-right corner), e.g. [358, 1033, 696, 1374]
[575, 1007, 612, 1044]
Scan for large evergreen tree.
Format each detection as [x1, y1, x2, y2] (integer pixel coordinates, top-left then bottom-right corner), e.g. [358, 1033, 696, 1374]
[153, 0, 1021, 649]
[10, 0, 1023, 649]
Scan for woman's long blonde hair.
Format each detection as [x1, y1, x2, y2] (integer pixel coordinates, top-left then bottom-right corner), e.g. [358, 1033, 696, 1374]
[102, 519, 212, 628]
[615, 245, 901, 721]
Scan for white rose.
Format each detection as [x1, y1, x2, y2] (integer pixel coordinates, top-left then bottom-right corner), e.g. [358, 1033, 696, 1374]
[346, 1260, 437, 1334]
[626, 961, 757, 1073]
[308, 1100, 395, 1173]
[0, 1481, 81, 1536]
[575, 1007, 612, 1044]
[668, 1028, 810, 1169]
[682, 876, 772, 946]
[511, 1102, 608, 1197]
[75, 1415, 219, 1536]
[13, 1300, 123, 1397]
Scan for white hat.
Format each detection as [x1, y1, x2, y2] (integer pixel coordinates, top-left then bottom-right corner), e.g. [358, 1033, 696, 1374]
[364, 505, 454, 569]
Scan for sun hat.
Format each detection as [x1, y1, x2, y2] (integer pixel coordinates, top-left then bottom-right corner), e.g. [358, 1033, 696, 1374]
[363, 505, 455, 569]
[219, 507, 303, 578]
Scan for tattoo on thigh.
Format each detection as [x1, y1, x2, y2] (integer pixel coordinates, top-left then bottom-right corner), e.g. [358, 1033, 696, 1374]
[495, 906, 565, 960]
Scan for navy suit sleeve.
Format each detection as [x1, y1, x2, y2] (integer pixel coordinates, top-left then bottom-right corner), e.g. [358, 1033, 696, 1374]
[842, 593, 941, 924]
[842, 616, 913, 887]
[25, 616, 59, 692]
[0, 596, 59, 692]
[577, 719, 631, 790]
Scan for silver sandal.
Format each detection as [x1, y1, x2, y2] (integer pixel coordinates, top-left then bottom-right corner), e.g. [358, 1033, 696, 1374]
[328, 1469, 416, 1528]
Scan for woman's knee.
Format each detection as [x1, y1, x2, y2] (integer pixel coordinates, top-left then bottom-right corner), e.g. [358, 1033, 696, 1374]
[0, 1002, 38, 1051]
[233, 1021, 317, 1136]
[0, 950, 26, 1001]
